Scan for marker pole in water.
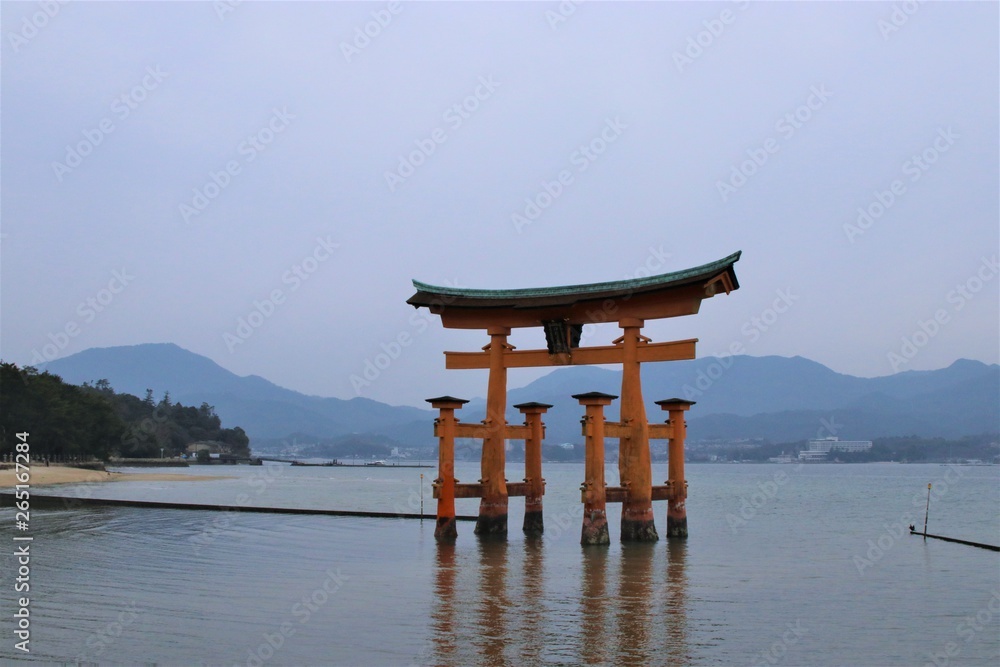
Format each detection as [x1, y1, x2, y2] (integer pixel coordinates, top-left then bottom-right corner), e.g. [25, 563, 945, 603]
[923, 483, 931, 540]
[420, 473, 424, 518]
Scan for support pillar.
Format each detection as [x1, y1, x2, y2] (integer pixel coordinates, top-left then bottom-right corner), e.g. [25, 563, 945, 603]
[428, 396, 468, 542]
[515, 402, 552, 535]
[617, 318, 658, 542]
[657, 398, 694, 538]
[575, 392, 616, 545]
[476, 326, 511, 537]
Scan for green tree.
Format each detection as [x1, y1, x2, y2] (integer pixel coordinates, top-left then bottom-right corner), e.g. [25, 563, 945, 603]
[0, 363, 124, 461]
[1, 362, 253, 460]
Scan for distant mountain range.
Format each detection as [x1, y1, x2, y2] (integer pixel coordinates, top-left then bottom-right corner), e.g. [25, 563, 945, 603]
[486, 354, 1000, 443]
[42, 343, 430, 443]
[42, 344, 998, 447]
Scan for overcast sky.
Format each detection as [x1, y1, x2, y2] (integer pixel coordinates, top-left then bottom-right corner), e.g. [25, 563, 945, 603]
[1, 1, 997, 408]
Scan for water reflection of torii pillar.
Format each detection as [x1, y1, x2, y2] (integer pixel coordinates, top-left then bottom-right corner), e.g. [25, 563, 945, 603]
[664, 540, 689, 658]
[431, 544, 458, 664]
[409, 251, 741, 541]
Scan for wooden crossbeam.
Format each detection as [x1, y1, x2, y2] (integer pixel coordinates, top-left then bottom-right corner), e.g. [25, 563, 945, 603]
[433, 481, 531, 499]
[443, 483, 679, 501]
[600, 485, 673, 503]
[445, 338, 697, 370]
[434, 422, 531, 440]
[648, 423, 673, 440]
[505, 482, 530, 497]
[451, 483, 483, 499]
[582, 422, 674, 440]
[603, 423, 628, 439]
[439, 481, 681, 501]
[454, 423, 530, 440]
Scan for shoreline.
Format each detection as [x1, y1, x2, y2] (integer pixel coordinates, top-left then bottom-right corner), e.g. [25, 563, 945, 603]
[0, 465, 229, 488]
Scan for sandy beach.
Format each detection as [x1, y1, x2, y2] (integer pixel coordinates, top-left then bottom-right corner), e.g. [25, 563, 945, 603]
[0, 465, 228, 487]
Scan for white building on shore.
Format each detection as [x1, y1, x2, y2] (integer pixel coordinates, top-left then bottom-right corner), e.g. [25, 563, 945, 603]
[798, 437, 873, 462]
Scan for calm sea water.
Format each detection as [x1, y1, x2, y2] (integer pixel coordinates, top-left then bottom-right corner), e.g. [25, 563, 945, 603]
[2, 462, 998, 666]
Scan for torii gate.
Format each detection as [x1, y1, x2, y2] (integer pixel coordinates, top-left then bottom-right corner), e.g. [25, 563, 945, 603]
[408, 251, 741, 544]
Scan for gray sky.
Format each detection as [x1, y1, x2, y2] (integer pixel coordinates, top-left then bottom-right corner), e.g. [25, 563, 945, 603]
[2, 1, 997, 408]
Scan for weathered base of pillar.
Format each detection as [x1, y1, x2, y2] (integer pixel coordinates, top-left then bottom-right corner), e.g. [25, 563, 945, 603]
[523, 507, 544, 535]
[667, 498, 688, 538]
[434, 516, 457, 542]
[474, 499, 508, 537]
[621, 503, 659, 542]
[581, 509, 610, 546]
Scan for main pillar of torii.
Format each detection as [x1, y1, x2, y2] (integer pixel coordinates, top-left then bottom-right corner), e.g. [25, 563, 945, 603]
[408, 251, 741, 540]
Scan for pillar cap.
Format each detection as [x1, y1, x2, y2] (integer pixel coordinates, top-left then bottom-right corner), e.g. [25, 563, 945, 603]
[426, 396, 469, 408]
[655, 398, 696, 410]
[572, 391, 618, 405]
[513, 401, 554, 411]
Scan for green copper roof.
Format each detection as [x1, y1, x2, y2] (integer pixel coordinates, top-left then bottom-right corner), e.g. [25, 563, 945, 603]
[409, 251, 741, 304]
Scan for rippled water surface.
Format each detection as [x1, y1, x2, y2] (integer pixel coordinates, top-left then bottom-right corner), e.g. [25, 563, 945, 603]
[2, 462, 998, 665]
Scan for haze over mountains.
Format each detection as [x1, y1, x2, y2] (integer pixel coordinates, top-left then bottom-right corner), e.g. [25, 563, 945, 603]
[44, 344, 430, 444]
[43, 344, 999, 447]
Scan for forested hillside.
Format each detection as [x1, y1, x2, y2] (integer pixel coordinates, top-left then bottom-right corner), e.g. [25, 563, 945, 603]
[0, 362, 249, 460]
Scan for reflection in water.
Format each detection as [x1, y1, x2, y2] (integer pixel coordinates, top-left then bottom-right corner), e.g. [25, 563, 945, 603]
[582, 541, 689, 667]
[580, 546, 609, 666]
[664, 539, 689, 663]
[616, 542, 656, 665]
[429, 537, 688, 667]
[519, 536, 544, 665]
[475, 538, 509, 665]
[432, 543, 458, 665]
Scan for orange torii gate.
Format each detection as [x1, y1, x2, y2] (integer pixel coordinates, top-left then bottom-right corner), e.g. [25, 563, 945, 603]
[408, 251, 741, 544]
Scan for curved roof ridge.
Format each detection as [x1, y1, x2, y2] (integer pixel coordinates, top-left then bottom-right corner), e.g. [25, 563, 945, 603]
[411, 250, 741, 299]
